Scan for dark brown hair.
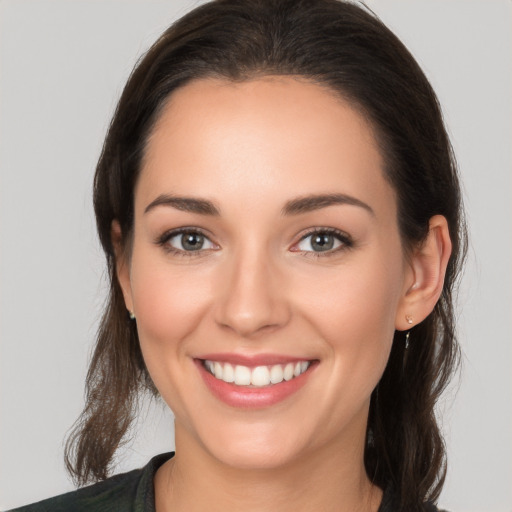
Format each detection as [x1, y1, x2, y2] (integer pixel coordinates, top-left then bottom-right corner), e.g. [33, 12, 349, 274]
[65, 1, 466, 510]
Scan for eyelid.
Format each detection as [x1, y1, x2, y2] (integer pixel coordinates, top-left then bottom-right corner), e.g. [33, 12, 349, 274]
[290, 227, 353, 255]
[155, 226, 353, 257]
[155, 227, 218, 255]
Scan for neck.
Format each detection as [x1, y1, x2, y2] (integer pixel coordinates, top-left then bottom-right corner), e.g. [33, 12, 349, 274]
[155, 428, 382, 512]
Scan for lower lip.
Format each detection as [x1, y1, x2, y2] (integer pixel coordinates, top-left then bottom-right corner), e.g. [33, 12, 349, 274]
[195, 360, 316, 409]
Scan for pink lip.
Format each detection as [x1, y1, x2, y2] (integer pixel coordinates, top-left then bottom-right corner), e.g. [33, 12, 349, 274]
[194, 357, 317, 409]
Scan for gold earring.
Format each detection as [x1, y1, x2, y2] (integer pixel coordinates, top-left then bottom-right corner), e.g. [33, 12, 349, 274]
[406, 315, 413, 325]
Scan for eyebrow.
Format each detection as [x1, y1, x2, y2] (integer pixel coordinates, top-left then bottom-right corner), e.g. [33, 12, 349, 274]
[144, 192, 374, 217]
[282, 193, 374, 216]
[144, 195, 220, 215]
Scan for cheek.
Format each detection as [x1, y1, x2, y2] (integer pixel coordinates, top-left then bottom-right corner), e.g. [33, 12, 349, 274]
[127, 251, 215, 419]
[301, 257, 402, 336]
[129, 251, 213, 354]
[296, 255, 403, 390]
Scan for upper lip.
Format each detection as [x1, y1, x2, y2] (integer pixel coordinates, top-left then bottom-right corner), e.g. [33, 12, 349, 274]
[196, 353, 316, 367]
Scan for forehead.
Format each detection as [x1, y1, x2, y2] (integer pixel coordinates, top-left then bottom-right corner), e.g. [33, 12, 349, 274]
[138, 77, 395, 217]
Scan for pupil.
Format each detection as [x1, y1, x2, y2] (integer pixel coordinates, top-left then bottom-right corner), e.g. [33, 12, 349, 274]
[182, 233, 204, 251]
[312, 233, 334, 251]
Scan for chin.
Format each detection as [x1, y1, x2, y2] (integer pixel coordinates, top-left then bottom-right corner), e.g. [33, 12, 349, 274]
[191, 419, 312, 471]
[208, 441, 304, 471]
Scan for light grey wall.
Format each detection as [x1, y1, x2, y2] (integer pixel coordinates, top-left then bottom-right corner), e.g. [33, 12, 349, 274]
[0, 1, 510, 510]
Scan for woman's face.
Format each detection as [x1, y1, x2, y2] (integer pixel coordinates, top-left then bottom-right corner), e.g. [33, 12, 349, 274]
[118, 77, 414, 469]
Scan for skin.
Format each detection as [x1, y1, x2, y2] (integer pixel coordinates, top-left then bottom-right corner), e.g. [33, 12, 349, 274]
[114, 77, 451, 512]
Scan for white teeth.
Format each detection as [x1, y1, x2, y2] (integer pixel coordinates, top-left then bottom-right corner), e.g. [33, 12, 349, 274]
[283, 363, 294, 381]
[251, 366, 270, 386]
[204, 360, 311, 387]
[270, 364, 284, 384]
[223, 363, 235, 383]
[214, 361, 223, 380]
[234, 365, 251, 385]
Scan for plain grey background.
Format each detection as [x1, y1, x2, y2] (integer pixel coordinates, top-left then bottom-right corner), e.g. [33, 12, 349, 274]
[0, 1, 510, 510]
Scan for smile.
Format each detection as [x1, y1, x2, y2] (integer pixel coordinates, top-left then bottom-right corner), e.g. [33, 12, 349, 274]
[196, 355, 317, 408]
[203, 360, 311, 387]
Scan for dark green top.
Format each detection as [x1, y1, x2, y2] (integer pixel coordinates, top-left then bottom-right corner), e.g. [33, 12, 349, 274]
[7, 452, 444, 511]
[7, 452, 173, 512]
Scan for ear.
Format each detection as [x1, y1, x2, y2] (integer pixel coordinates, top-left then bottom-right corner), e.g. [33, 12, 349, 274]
[395, 215, 452, 331]
[111, 220, 134, 315]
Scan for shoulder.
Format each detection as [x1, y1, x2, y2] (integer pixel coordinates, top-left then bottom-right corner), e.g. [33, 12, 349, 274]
[7, 469, 141, 512]
[6, 452, 174, 512]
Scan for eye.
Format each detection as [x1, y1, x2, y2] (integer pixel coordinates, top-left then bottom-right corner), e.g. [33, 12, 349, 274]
[158, 229, 217, 254]
[294, 229, 352, 253]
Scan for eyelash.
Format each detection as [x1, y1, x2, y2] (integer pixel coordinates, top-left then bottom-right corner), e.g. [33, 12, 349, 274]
[293, 227, 354, 258]
[156, 227, 216, 258]
[155, 227, 353, 258]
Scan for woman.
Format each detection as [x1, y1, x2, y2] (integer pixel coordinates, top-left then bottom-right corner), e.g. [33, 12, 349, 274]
[9, 0, 465, 511]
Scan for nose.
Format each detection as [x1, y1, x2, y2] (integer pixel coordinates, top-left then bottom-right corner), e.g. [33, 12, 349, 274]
[213, 247, 291, 338]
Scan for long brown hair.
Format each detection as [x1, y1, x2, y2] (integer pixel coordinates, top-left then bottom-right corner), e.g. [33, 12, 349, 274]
[65, 1, 467, 510]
